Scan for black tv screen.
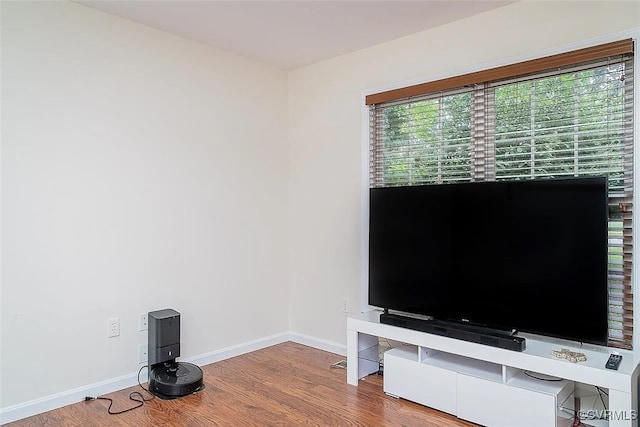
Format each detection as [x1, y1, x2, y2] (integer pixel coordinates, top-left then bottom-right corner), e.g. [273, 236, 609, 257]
[368, 177, 609, 345]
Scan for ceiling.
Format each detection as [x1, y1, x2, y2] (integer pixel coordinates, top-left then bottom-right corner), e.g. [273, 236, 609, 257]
[76, 0, 516, 70]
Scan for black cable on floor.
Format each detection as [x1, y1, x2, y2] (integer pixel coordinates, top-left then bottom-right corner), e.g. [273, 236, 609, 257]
[85, 365, 155, 415]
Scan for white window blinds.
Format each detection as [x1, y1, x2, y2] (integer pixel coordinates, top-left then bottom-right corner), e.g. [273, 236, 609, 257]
[368, 40, 635, 348]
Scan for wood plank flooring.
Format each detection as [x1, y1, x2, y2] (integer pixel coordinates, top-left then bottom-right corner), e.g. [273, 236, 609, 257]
[7, 342, 477, 426]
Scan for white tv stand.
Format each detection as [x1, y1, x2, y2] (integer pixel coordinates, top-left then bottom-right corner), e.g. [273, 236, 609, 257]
[347, 311, 640, 427]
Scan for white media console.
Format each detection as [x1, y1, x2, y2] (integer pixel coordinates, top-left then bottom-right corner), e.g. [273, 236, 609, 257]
[347, 311, 640, 427]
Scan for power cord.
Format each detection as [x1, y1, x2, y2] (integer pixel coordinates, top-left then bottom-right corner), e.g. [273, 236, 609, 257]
[524, 371, 563, 381]
[558, 386, 610, 425]
[595, 385, 608, 411]
[85, 365, 155, 415]
[557, 405, 581, 425]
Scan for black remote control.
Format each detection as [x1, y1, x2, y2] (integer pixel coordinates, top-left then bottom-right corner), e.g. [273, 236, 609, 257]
[606, 353, 623, 370]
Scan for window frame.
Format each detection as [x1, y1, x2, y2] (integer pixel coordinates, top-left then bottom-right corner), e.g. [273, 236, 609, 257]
[360, 31, 640, 349]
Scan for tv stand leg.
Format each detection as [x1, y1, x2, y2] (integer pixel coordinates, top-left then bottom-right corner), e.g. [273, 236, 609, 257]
[347, 330, 378, 386]
[608, 389, 638, 427]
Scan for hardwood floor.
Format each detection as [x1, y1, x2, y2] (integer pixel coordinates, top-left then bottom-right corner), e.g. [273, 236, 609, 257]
[7, 342, 477, 426]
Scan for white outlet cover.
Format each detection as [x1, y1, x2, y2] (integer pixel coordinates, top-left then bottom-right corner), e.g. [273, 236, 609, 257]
[341, 298, 349, 313]
[108, 317, 120, 338]
[139, 313, 148, 331]
[138, 343, 148, 364]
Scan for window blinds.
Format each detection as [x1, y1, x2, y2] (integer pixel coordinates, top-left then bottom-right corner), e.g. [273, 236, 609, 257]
[368, 40, 635, 348]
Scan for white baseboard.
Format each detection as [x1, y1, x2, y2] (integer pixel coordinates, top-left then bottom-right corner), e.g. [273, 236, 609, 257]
[288, 332, 346, 356]
[0, 331, 345, 425]
[0, 369, 148, 425]
[184, 331, 290, 366]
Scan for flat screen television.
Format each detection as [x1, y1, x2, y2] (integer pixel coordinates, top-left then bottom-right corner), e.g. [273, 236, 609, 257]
[368, 176, 609, 346]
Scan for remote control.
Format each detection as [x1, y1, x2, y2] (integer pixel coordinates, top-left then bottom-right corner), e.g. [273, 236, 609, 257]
[606, 353, 623, 370]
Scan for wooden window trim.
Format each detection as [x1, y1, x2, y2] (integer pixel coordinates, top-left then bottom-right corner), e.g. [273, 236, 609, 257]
[365, 39, 633, 106]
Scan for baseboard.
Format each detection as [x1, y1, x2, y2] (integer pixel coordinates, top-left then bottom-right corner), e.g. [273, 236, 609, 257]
[0, 331, 344, 424]
[0, 369, 148, 425]
[288, 331, 347, 356]
[184, 331, 290, 366]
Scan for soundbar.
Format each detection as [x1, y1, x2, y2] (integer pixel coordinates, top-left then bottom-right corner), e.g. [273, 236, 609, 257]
[380, 313, 526, 352]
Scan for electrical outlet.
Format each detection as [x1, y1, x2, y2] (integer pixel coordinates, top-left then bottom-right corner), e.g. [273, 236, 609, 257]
[108, 317, 120, 338]
[139, 313, 148, 331]
[341, 298, 350, 313]
[138, 344, 148, 364]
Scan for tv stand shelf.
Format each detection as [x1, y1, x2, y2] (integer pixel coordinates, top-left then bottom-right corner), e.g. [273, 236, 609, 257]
[347, 311, 640, 427]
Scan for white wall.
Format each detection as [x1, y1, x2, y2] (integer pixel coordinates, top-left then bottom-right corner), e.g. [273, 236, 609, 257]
[1, 1, 288, 408]
[287, 1, 640, 345]
[2, 0, 640, 418]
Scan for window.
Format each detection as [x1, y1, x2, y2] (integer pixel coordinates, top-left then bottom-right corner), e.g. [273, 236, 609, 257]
[368, 39, 635, 348]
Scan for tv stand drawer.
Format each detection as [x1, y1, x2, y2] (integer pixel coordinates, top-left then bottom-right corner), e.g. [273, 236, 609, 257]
[382, 346, 574, 427]
[384, 347, 456, 415]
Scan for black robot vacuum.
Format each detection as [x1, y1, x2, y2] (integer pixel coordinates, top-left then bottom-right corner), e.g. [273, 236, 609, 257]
[148, 309, 204, 399]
